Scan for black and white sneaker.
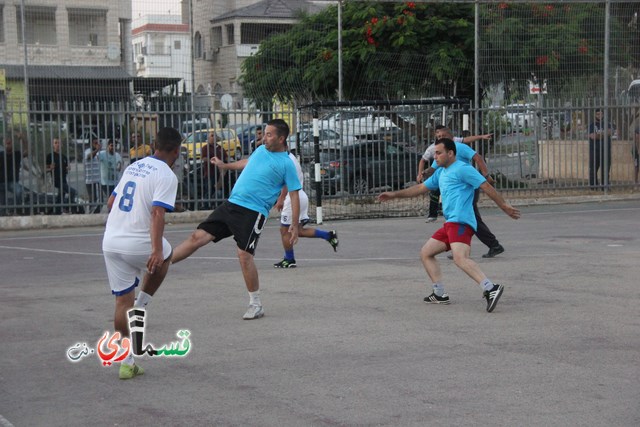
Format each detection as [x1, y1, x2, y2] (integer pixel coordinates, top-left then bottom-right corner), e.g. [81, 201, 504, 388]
[483, 284, 504, 312]
[274, 259, 296, 268]
[423, 292, 450, 304]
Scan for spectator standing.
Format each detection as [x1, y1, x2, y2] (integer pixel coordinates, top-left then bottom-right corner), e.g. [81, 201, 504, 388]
[129, 132, 152, 163]
[200, 131, 228, 205]
[97, 140, 123, 201]
[84, 138, 102, 213]
[587, 109, 614, 189]
[250, 126, 264, 153]
[633, 125, 639, 185]
[46, 138, 77, 210]
[0, 136, 28, 206]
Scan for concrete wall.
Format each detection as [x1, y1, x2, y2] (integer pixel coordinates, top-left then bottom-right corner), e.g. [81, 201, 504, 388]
[539, 139, 636, 182]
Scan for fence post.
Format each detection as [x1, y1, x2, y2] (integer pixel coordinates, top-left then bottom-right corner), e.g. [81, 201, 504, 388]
[312, 106, 322, 224]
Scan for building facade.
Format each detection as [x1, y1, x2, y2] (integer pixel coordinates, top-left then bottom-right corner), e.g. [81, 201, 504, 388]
[132, 14, 192, 95]
[188, 0, 322, 109]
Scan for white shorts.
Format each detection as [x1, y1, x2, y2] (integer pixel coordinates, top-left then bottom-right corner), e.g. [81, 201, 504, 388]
[103, 238, 172, 296]
[280, 189, 309, 226]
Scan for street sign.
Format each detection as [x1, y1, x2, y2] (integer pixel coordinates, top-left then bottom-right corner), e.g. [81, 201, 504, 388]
[529, 79, 547, 95]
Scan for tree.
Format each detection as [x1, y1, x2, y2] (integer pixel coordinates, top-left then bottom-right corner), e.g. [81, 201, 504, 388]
[240, 1, 475, 103]
[481, 2, 636, 99]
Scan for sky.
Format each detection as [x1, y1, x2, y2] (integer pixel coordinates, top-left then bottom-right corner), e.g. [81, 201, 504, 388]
[132, 0, 183, 19]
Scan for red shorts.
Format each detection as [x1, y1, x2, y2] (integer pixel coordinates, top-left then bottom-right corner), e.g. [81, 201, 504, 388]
[431, 222, 475, 251]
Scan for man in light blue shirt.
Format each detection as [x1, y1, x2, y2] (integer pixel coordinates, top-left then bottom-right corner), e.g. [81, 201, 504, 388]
[424, 126, 505, 258]
[171, 119, 301, 320]
[378, 138, 520, 313]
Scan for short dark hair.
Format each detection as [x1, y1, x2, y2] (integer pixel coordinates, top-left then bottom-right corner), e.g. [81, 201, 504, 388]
[267, 119, 290, 140]
[435, 138, 456, 155]
[434, 124, 447, 131]
[155, 127, 181, 152]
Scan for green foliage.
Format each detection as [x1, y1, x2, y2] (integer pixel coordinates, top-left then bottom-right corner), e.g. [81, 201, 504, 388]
[240, 1, 475, 103]
[481, 2, 635, 98]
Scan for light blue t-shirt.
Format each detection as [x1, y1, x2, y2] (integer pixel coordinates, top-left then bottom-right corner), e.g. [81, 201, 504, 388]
[425, 160, 486, 231]
[97, 150, 123, 186]
[431, 141, 476, 170]
[229, 145, 301, 216]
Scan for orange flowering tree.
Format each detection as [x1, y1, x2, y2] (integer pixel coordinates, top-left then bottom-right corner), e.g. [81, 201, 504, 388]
[241, 1, 474, 102]
[481, 2, 635, 93]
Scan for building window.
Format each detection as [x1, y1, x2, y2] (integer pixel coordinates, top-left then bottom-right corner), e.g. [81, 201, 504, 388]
[241, 23, 291, 44]
[210, 26, 222, 49]
[174, 40, 181, 50]
[0, 7, 4, 43]
[68, 8, 107, 46]
[16, 7, 57, 45]
[194, 32, 202, 58]
[226, 24, 234, 46]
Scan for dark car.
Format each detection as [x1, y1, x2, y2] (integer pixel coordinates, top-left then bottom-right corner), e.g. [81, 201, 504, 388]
[288, 126, 356, 161]
[235, 123, 267, 155]
[318, 140, 422, 195]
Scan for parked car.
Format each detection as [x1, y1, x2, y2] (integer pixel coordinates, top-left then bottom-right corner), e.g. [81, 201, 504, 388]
[504, 103, 558, 132]
[319, 109, 398, 139]
[287, 127, 356, 161]
[181, 128, 243, 161]
[234, 123, 267, 155]
[317, 140, 421, 195]
[180, 118, 212, 138]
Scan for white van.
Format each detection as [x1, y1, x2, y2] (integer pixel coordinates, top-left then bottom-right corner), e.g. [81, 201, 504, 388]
[181, 118, 212, 138]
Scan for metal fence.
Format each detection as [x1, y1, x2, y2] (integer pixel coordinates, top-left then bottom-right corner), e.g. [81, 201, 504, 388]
[3, 98, 637, 220]
[2, 1, 640, 220]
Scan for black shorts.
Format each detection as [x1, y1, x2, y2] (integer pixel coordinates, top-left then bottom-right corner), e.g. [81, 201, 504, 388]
[197, 201, 267, 255]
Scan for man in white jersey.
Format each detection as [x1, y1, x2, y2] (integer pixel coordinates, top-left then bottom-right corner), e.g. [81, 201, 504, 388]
[102, 127, 181, 379]
[171, 119, 301, 320]
[272, 152, 339, 268]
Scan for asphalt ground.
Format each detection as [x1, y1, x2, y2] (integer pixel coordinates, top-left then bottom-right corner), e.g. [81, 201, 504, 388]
[0, 199, 639, 426]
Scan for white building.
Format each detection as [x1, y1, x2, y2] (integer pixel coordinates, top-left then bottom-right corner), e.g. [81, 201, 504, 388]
[132, 14, 192, 95]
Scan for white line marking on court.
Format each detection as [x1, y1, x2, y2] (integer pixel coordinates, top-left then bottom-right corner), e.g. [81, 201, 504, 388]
[0, 414, 15, 427]
[0, 245, 102, 256]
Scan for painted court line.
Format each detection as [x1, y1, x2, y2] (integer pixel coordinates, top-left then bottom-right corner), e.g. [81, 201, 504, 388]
[0, 414, 15, 427]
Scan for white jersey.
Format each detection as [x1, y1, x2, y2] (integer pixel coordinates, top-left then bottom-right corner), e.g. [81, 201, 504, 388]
[422, 143, 436, 161]
[103, 156, 178, 255]
[282, 153, 309, 223]
[422, 137, 464, 161]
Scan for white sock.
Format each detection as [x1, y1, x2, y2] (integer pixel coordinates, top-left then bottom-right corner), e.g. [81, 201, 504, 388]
[122, 352, 135, 366]
[135, 291, 152, 308]
[480, 279, 494, 291]
[249, 290, 261, 306]
[433, 282, 445, 297]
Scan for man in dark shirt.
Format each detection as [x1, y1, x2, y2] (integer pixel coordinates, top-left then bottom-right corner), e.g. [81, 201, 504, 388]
[587, 109, 614, 189]
[200, 131, 228, 205]
[46, 138, 77, 208]
[0, 136, 27, 205]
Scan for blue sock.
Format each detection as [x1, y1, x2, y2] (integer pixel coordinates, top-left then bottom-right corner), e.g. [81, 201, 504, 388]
[285, 249, 295, 260]
[314, 229, 330, 240]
